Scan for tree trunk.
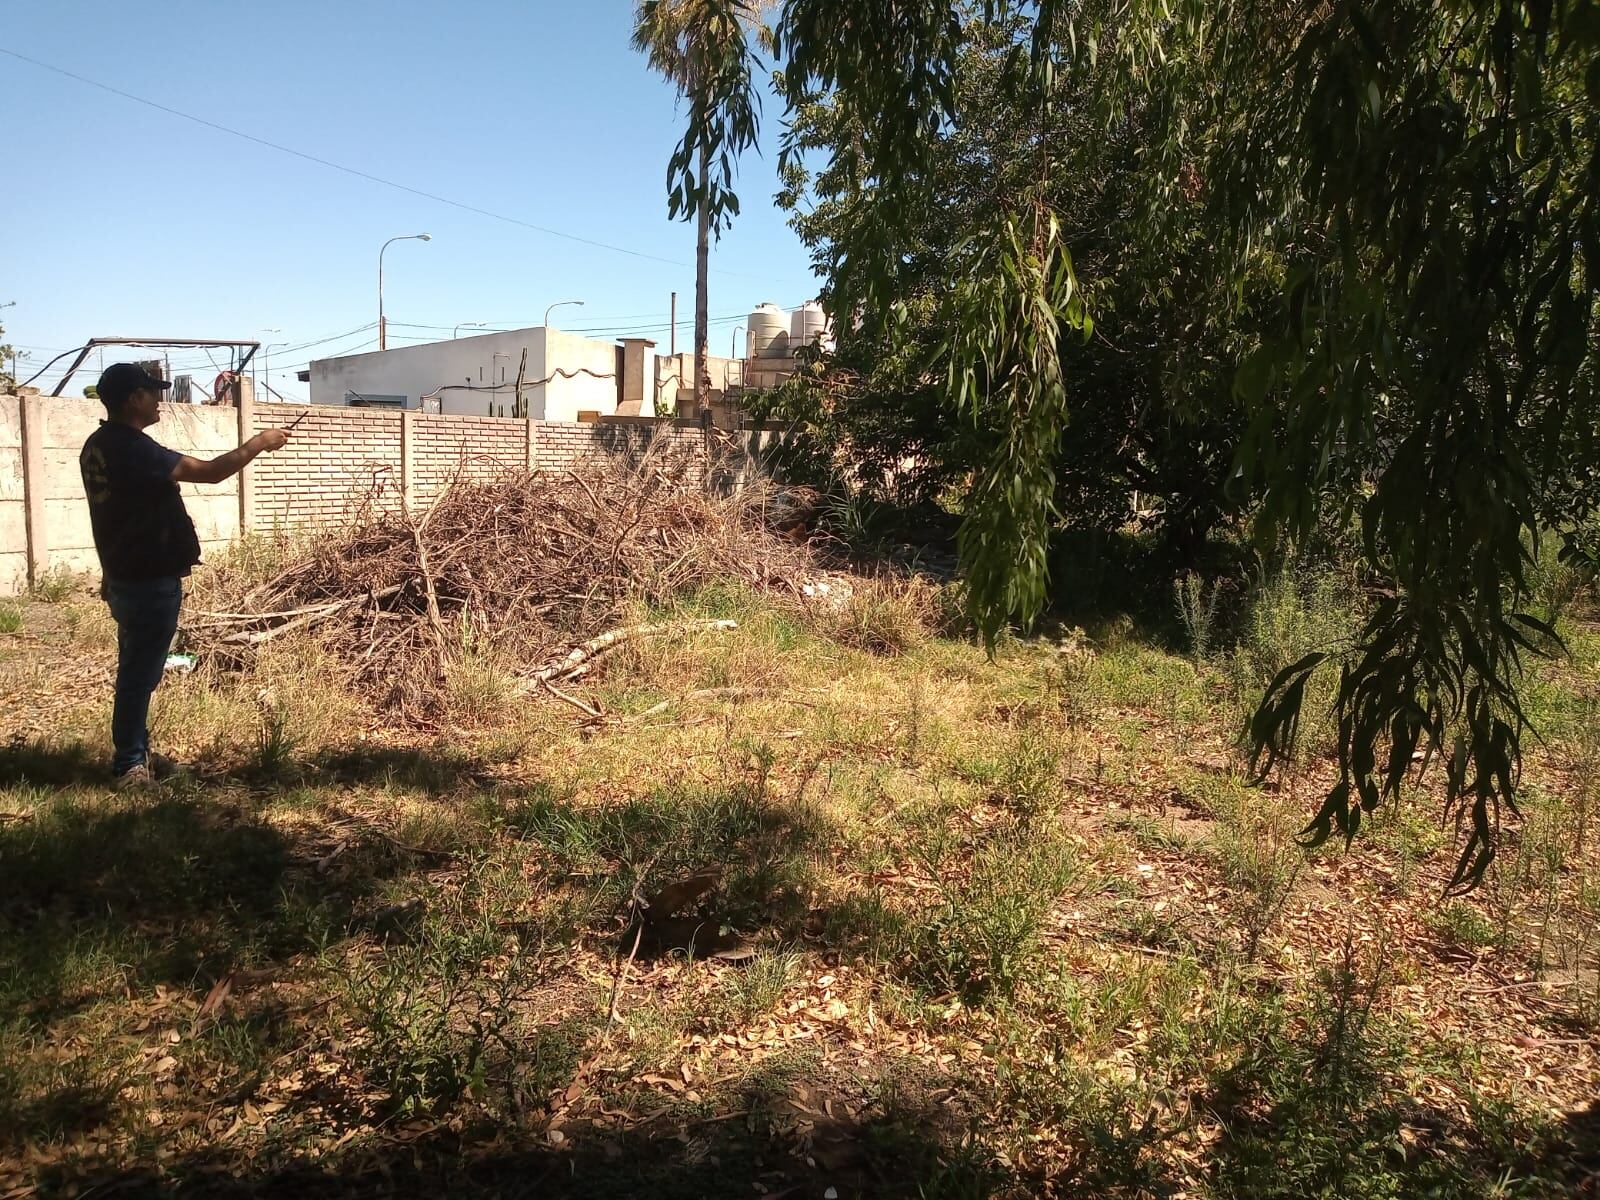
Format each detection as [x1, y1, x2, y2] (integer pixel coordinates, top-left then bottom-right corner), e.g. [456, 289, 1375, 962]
[694, 140, 712, 418]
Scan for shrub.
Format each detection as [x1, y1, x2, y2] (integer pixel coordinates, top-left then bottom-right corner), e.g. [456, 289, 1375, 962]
[905, 831, 1076, 1001]
[341, 924, 582, 1117]
[1213, 795, 1305, 961]
[993, 725, 1062, 822]
[1174, 571, 1222, 660]
[27, 567, 79, 603]
[814, 576, 933, 655]
[1225, 563, 1364, 761]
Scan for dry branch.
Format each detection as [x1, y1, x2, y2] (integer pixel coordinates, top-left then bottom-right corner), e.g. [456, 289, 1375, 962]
[183, 441, 812, 718]
[524, 619, 739, 685]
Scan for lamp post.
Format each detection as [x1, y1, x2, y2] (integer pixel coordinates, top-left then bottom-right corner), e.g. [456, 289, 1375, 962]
[543, 299, 584, 328]
[378, 233, 431, 350]
[453, 321, 487, 339]
[261, 339, 287, 401]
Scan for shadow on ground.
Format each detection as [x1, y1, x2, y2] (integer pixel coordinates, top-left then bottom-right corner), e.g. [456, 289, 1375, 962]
[0, 747, 450, 1026]
[0, 737, 504, 794]
[38, 1072, 1009, 1200]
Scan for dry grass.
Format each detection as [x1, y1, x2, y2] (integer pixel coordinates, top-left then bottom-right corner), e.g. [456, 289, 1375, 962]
[0, 566, 1597, 1198]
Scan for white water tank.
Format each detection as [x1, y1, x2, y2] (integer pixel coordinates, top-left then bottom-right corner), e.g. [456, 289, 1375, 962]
[747, 302, 789, 359]
[790, 301, 829, 351]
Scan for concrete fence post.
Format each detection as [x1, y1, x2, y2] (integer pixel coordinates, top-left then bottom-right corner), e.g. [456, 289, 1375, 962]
[401, 411, 416, 507]
[19, 394, 47, 587]
[237, 388, 256, 533]
[525, 418, 537, 473]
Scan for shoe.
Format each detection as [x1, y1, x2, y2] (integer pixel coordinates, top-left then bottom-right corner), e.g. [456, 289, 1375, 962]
[113, 763, 152, 791]
[112, 754, 187, 791]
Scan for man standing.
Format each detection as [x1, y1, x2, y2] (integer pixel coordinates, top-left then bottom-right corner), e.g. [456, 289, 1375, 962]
[79, 363, 291, 788]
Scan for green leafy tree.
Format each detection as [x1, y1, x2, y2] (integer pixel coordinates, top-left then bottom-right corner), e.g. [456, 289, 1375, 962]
[0, 324, 15, 392]
[770, 11, 1264, 558]
[767, 0, 1600, 888]
[633, 0, 766, 414]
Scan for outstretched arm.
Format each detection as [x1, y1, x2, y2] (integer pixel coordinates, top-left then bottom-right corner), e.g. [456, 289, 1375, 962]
[171, 428, 291, 485]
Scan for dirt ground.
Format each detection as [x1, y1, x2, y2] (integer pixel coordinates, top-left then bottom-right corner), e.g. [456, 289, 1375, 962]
[2, 582, 1598, 1198]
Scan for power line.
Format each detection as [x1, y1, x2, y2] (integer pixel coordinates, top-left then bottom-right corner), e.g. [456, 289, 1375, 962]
[0, 46, 776, 281]
[386, 308, 758, 333]
[278, 338, 381, 374]
[385, 312, 756, 338]
[275, 322, 379, 356]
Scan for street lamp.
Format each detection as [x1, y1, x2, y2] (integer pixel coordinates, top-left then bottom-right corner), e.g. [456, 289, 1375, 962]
[543, 299, 584, 328]
[454, 321, 487, 338]
[261, 333, 287, 401]
[378, 233, 431, 350]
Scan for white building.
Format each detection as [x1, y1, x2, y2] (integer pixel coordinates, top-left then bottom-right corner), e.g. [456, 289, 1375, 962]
[305, 328, 656, 420]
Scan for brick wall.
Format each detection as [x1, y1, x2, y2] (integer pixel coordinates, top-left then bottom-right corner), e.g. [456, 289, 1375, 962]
[412, 412, 529, 497]
[248, 403, 402, 528]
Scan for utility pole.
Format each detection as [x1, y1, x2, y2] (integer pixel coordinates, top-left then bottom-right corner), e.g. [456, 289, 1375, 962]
[378, 233, 431, 350]
[260, 329, 281, 402]
[669, 291, 677, 357]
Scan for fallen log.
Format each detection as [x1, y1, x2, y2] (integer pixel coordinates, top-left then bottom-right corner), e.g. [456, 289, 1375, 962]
[522, 619, 738, 686]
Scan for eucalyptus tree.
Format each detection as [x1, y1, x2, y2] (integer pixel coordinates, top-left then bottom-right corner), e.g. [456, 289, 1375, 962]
[765, 0, 1600, 888]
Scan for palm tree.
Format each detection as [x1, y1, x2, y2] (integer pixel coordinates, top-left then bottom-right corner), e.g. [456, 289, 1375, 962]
[633, 0, 764, 417]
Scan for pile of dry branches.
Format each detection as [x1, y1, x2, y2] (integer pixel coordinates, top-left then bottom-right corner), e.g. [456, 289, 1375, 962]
[184, 445, 811, 708]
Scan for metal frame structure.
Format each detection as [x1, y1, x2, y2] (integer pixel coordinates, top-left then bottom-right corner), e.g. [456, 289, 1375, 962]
[44, 337, 261, 397]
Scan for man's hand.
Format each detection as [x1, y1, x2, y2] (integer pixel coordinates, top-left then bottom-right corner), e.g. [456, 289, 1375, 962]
[254, 428, 291, 452]
[172, 428, 292, 485]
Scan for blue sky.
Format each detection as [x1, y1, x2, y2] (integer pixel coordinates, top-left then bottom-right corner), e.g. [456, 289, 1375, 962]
[2, 0, 819, 400]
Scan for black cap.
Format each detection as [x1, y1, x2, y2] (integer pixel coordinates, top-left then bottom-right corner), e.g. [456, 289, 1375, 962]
[96, 362, 172, 408]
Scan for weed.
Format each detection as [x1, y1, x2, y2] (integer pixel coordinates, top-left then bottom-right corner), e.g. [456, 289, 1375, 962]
[1109, 901, 1194, 952]
[1213, 794, 1304, 961]
[0, 603, 20, 635]
[1568, 696, 1600, 854]
[341, 922, 582, 1116]
[993, 724, 1062, 822]
[1087, 643, 1206, 720]
[900, 675, 929, 765]
[0, 1019, 130, 1147]
[904, 830, 1076, 1001]
[1174, 570, 1222, 660]
[443, 636, 517, 726]
[27, 566, 80, 604]
[1530, 528, 1592, 624]
[711, 949, 801, 1025]
[507, 765, 825, 933]
[1429, 901, 1498, 953]
[991, 1054, 1171, 1193]
[252, 688, 301, 777]
[1107, 810, 1199, 853]
[1363, 802, 1449, 894]
[815, 575, 932, 655]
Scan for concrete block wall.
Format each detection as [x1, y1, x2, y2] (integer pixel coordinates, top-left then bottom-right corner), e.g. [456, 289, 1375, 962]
[0, 394, 240, 593]
[0, 394, 781, 593]
[0, 397, 25, 592]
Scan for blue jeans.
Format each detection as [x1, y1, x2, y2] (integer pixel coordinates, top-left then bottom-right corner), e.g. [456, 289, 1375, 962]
[103, 576, 183, 775]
